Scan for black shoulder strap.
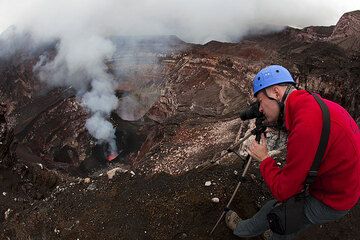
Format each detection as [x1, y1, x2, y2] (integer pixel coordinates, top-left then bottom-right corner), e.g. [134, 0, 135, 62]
[305, 92, 331, 186]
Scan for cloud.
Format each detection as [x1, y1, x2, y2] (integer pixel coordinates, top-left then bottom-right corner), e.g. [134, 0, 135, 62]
[0, 0, 359, 43]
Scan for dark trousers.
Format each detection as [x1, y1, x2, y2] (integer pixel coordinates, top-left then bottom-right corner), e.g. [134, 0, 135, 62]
[233, 195, 348, 239]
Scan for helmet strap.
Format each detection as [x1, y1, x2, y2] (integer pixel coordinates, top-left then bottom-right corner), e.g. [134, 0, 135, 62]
[277, 85, 295, 129]
[264, 85, 294, 130]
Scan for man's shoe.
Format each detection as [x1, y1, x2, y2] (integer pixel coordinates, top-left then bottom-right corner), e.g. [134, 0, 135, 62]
[225, 210, 241, 231]
[262, 229, 272, 240]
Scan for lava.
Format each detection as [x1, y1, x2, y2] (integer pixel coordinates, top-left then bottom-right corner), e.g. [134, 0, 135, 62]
[107, 152, 119, 161]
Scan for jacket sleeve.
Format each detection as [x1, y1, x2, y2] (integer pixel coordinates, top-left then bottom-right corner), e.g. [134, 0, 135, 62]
[260, 112, 322, 201]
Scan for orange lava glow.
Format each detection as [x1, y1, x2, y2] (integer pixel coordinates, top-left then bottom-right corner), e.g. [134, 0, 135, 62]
[107, 153, 119, 161]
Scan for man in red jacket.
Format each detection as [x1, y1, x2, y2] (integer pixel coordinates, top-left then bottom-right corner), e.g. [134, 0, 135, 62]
[225, 65, 360, 239]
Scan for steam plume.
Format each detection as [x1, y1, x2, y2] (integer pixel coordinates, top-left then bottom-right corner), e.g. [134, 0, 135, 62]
[33, 35, 119, 153]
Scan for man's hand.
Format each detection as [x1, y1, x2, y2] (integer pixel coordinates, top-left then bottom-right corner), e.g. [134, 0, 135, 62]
[246, 133, 270, 162]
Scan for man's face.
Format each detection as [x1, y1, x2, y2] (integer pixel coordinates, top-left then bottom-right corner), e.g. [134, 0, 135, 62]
[256, 90, 280, 124]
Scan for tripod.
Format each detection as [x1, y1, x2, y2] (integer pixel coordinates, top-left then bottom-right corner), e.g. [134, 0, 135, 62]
[209, 117, 267, 235]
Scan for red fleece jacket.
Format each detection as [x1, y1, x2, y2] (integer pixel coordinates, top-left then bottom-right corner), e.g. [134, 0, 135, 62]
[260, 90, 360, 211]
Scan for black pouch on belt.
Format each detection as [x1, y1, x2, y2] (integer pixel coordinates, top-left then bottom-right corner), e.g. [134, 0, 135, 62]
[267, 193, 305, 235]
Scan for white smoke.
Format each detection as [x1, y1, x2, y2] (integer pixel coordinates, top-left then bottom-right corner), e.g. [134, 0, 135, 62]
[0, 1, 360, 43]
[32, 33, 119, 153]
[0, 0, 360, 152]
[85, 112, 117, 153]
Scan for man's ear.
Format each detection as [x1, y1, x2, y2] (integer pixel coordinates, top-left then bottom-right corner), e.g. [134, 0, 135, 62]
[271, 86, 281, 100]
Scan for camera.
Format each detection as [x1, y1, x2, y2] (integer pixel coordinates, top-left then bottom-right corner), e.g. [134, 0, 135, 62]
[239, 101, 263, 120]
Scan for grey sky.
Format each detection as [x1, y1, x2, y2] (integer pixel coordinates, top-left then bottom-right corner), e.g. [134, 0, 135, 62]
[0, 0, 359, 43]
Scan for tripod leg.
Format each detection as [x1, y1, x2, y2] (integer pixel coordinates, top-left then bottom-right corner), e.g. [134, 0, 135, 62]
[209, 156, 252, 235]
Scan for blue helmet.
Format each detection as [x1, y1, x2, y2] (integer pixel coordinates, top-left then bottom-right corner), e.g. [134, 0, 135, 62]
[253, 65, 295, 96]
